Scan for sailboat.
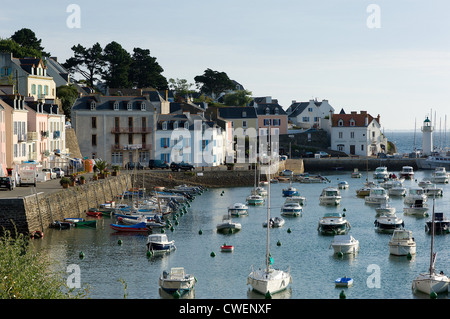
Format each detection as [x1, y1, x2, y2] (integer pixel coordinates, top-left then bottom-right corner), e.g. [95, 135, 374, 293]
[247, 128, 292, 296]
[412, 197, 450, 295]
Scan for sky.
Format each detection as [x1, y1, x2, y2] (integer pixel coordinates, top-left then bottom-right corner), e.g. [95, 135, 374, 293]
[1, 0, 450, 131]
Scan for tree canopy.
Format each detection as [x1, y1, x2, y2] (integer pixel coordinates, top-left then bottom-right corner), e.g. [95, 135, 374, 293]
[0, 28, 47, 58]
[194, 68, 236, 99]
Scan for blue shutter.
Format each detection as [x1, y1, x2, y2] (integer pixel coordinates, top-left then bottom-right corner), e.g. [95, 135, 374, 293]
[161, 138, 164, 147]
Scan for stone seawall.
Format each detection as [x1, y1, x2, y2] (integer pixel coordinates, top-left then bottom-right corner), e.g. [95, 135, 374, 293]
[0, 174, 131, 236]
[302, 158, 418, 172]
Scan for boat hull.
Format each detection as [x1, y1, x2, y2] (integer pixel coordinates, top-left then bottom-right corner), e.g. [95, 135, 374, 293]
[110, 222, 150, 233]
[247, 268, 291, 295]
[389, 242, 416, 256]
[412, 273, 450, 295]
[332, 243, 359, 255]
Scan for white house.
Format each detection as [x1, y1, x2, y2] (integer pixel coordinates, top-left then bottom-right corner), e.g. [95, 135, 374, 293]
[329, 110, 387, 156]
[287, 99, 334, 129]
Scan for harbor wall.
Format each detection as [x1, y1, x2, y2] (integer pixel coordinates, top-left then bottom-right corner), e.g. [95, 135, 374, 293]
[0, 174, 131, 236]
[302, 158, 418, 172]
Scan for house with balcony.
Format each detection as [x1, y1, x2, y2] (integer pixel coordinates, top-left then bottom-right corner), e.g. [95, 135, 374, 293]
[25, 101, 48, 166]
[286, 99, 335, 130]
[155, 112, 227, 167]
[71, 95, 156, 166]
[251, 96, 288, 136]
[329, 110, 386, 156]
[43, 103, 66, 168]
[0, 52, 56, 101]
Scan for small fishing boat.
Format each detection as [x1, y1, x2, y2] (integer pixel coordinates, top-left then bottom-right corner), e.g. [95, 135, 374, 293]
[403, 199, 429, 216]
[330, 235, 359, 255]
[228, 203, 249, 216]
[373, 166, 389, 180]
[221, 244, 234, 252]
[400, 166, 414, 180]
[338, 181, 349, 189]
[49, 220, 73, 229]
[63, 217, 84, 223]
[110, 222, 151, 233]
[147, 233, 176, 253]
[216, 215, 241, 234]
[280, 202, 302, 217]
[73, 220, 97, 228]
[335, 276, 353, 287]
[246, 194, 264, 206]
[351, 168, 362, 178]
[425, 212, 450, 234]
[375, 202, 396, 216]
[389, 229, 416, 256]
[159, 267, 196, 296]
[365, 187, 389, 205]
[86, 210, 103, 217]
[318, 212, 350, 235]
[282, 186, 299, 197]
[263, 216, 285, 228]
[319, 187, 341, 206]
[374, 213, 404, 233]
[404, 187, 427, 205]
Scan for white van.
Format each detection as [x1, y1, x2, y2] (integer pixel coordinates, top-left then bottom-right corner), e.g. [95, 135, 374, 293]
[19, 169, 37, 187]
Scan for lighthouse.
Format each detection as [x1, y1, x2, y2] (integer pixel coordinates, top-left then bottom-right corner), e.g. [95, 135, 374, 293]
[421, 116, 433, 156]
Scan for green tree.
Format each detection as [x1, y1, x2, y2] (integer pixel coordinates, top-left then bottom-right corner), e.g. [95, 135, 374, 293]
[102, 41, 132, 88]
[0, 38, 43, 59]
[194, 68, 235, 100]
[129, 48, 167, 89]
[168, 78, 195, 101]
[223, 90, 253, 106]
[56, 85, 79, 120]
[10, 28, 47, 56]
[63, 43, 105, 88]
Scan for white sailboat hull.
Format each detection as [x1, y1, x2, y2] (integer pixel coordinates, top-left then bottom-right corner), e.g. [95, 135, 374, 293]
[412, 273, 450, 295]
[389, 242, 416, 256]
[247, 268, 291, 295]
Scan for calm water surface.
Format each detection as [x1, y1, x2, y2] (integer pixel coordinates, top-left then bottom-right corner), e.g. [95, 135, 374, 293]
[33, 169, 449, 299]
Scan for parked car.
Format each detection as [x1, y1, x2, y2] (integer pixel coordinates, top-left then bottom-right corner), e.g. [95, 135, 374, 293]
[149, 159, 169, 169]
[315, 151, 330, 158]
[170, 162, 195, 171]
[42, 168, 57, 179]
[303, 152, 314, 158]
[0, 176, 15, 190]
[52, 167, 65, 178]
[126, 162, 144, 170]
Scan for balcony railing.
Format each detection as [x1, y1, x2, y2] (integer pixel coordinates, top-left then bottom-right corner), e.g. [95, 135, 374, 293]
[27, 131, 38, 141]
[111, 144, 152, 151]
[111, 127, 153, 134]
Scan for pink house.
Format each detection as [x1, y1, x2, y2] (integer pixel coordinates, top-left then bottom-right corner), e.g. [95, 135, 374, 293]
[251, 97, 288, 136]
[0, 101, 6, 176]
[26, 101, 49, 167]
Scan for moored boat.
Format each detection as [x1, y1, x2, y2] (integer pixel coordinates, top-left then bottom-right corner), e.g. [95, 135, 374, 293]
[374, 213, 404, 233]
[221, 244, 234, 252]
[335, 276, 353, 287]
[330, 234, 359, 255]
[110, 222, 151, 233]
[228, 203, 249, 216]
[319, 187, 341, 206]
[263, 216, 285, 228]
[364, 187, 389, 205]
[280, 202, 302, 217]
[404, 187, 427, 205]
[318, 212, 350, 235]
[282, 186, 299, 197]
[373, 166, 389, 180]
[147, 233, 176, 253]
[246, 194, 264, 206]
[388, 229, 416, 256]
[403, 199, 429, 217]
[425, 212, 450, 234]
[159, 267, 196, 296]
[400, 166, 414, 180]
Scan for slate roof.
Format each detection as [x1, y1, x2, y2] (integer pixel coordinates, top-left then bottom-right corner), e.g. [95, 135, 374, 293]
[217, 107, 257, 119]
[287, 101, 321, 117]
[254, 103, 287, 116]
[72, 95, 153, 111]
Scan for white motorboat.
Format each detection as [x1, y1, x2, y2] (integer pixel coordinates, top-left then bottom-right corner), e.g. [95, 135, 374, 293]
[280, 202, 302, 217]
[228, 203, 249, 216]
[351, 168, 362, 178]
[388, 229, 416, 256]
[338, 181, 349, 189]
[216, 215, 241, 234]
[247, 134, 292, 296]
[430, 167, 449, 184]
[319, 187, 342, 206]
[263, 216, 285, 228]
[364, 187, 389, 205]
[318, 212, 351, 235]
[400, 166, 414, 180]
[412, 198, 450, 295]
[282, 186, 299, 197]
[418, 179, 432, 188]
[403, 199, 429, 216]
[374, 212, 404, 233]
[388, 181, 407, 197]
[373, 166, 389, 180]
[425, 212, 450, 234]
[375, 202, 396, 216]
[146, 233, 176, 254]
[330, 234, 359, 255]
[284, 195, 306, 206]
[159, 267, 196, 296]
[252, 186, 268, 197]
[423, 184, 443, 197]
[404, 187, 427, 205]
[246, 194, 264, 206]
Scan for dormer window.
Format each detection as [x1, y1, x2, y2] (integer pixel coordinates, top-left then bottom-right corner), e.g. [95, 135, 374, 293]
[173, 121, 178, 129]
[265, 107, 270, 115]
[349, 119, 355, 126]
[242, 111, 247, 118]
[127, 102, 132, 110]
[274, 108, 279, 115]
[184, 121, 189, 129]
[338, 119, 344, 127]
[90, 101, 96, 110]
[113, 101, 119, 110]
[162, 121, 168, 130]
[140, 102, 146, 111]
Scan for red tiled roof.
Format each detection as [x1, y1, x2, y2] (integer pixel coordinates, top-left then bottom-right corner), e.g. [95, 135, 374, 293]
[332, 111, 380, 127]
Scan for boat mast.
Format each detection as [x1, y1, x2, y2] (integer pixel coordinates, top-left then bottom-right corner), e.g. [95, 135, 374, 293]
[265, 125, 271, 273]
[429, 196, 436, 275]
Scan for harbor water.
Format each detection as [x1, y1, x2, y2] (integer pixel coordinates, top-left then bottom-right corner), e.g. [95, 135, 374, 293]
[32, 169, 449, 299]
